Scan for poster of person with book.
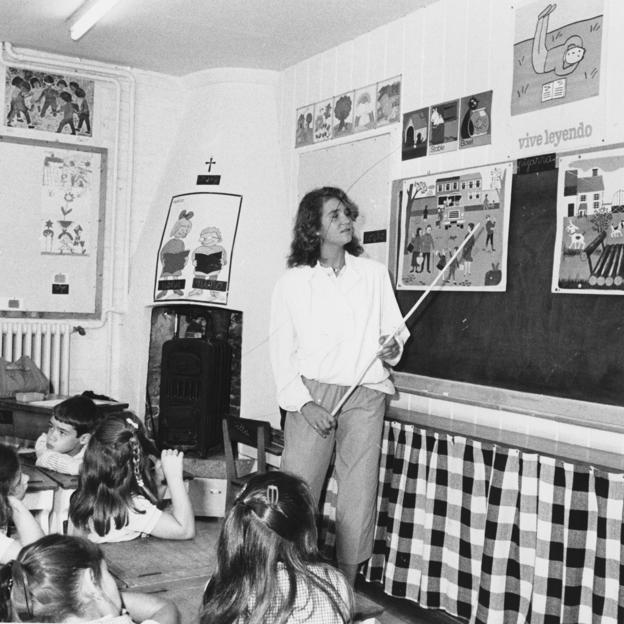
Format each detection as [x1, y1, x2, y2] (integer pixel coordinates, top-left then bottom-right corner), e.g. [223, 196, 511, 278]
[511, 1, 603, 116]
[154, 192, 242, 304]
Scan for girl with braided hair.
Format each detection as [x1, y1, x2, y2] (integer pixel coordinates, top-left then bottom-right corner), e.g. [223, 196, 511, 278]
[69, 413, 195, 543]
[201, 471, 352, 624]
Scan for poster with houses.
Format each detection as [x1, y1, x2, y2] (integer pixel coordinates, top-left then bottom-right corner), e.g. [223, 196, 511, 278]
[154, 192, 241, 305]
[552, 147, 624, 294]
[397, 162, 513, 291]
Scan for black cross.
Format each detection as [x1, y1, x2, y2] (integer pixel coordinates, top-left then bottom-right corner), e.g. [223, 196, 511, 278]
[205, 158, 216, 172]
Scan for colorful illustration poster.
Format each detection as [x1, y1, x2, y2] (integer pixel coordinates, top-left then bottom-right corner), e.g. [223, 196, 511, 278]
[552, 147, 624, 294]
[5, 66, 94, 136]
[295, 104, 314, 147]
[511, 1, 603, 116]
[352, 84, 377, 133]
[402, 107, 429, 161]
[459, 90, 493, 149]
[332, 91, 354, 138]
[41, 151, 97, 255]
[397, 162, 513, 291]
[428, 100, 459, 154]
[154, 193, 242, 305]
[313, 98, 333, 143]
[375, 76, 401, 126]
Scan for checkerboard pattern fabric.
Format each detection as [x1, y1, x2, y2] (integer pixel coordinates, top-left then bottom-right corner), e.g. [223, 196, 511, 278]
[314, 419, 624, 623]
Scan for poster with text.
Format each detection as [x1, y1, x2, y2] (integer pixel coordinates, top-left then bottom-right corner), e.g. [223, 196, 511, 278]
[41, 151, 98, 255]
[429, 100, 458, 154]
[511, 1, 603, 116]
[5, 66, 94, 136]
[154, 193, 242, 305]
[552, 147, 624, 294]
[459, 90, 493, 149]
[397, 162, 513, 291]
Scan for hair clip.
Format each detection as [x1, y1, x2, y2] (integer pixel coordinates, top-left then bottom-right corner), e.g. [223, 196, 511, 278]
[126, 418, 139, 430]
[267, 484, 279, 505]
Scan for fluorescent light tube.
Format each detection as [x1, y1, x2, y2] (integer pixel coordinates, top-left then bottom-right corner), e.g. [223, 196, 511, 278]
[69, 0, 123, 41]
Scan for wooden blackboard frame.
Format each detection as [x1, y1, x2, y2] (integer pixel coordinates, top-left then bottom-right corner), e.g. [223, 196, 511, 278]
[0, 135, 107, 319]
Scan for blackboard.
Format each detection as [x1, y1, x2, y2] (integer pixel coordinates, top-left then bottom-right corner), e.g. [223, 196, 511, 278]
[395, 168, 624, 407]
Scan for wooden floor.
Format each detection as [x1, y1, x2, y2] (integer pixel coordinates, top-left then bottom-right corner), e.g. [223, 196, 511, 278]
[102, 518, 464, 624]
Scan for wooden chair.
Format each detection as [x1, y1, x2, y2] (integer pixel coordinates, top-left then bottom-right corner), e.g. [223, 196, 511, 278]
[222, 416, 281, 511]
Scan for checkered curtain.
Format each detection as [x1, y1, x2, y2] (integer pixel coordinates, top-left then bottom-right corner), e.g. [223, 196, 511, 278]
[357, 420, 624, 623]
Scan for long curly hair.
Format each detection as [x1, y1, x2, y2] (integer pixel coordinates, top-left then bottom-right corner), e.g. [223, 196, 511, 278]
[201, 471, 352, 624]
[287, 187, 363, 267]
[0, 445, 19, 530]
[0, 534, 104, 622]
[69, 412, 160, 537]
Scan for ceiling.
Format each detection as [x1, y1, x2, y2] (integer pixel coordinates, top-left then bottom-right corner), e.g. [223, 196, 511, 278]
[0, 0, 437, 76]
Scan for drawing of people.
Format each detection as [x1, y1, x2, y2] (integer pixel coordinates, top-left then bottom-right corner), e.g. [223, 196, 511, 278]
[155, 210, 194, 299]
[448, 246, 460, 284]
[74, 87, 91, 134]
[462, 223, 476, 276]
[7, 77, 33, 128]
[38, 75, 58, 118]
[188, 226, 228, 298]
[421, 224, 435, 273]
[408, 227, 422, 273]
[532, 3, 586, 77]
[56, 91, 76, 135]
[484, 214, 496, 251]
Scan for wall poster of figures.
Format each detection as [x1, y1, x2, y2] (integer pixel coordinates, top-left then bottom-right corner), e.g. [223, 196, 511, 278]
[154, 193, 242, 305]
[552, 147, 624, 294]
[396, 162, 513, 292]
[5, 66, 95, 137]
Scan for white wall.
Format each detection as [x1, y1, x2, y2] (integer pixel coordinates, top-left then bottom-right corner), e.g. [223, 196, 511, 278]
[121, 69, 291, 426]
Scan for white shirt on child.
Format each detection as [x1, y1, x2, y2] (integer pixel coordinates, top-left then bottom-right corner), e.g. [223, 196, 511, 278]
[0, 531, 16, 564]
[86, 495, 162, 543]
[35, 432, 86, 475]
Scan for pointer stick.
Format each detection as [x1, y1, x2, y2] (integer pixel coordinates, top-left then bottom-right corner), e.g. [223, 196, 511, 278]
[331, 222, 481, 417]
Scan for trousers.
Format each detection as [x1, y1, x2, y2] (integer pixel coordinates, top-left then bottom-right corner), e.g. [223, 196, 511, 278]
[282, 378, 386, 565]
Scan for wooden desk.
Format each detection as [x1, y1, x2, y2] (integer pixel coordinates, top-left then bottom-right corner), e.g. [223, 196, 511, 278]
[22, 464, 58, 534]
[0, 398, 129, 440]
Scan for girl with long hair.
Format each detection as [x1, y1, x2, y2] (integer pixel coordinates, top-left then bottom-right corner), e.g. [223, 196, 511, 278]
[69, 413, 194, 543]
[0, 444, 43, 564]
[0, 533, 179, 623]
[201, 471, 353, 624]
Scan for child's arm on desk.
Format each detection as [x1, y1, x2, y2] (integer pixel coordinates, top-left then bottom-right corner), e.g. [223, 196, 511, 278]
[35, 434, 82, 475]
[121, 591, 180, 624]
[150, 449, 195, 540]
[4, 496, 44, 559]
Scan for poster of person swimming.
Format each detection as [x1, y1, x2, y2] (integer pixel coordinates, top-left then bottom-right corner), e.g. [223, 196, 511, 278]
[154, 193, 242, 305]
[396, 162, 513, 292]
[511, 1, 603, 116]
[5, 66, 95, 136]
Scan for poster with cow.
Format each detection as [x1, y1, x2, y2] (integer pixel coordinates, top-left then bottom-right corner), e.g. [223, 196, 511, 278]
[396, 162, 513, 292]
[552, 147, 624, 294]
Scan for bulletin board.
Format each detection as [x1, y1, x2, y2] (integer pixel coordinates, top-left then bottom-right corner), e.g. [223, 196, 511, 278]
[393, 167, 624, 407]
[0, 136, 106, 318]
[298, 134, 392, 266]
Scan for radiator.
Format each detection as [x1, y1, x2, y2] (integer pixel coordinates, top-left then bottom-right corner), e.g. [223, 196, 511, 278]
[0, 321, 71, 395]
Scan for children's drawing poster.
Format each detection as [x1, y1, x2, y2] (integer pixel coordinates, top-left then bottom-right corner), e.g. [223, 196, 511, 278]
[552, 147, 624, 294]
[154, 193, 242, 305]
[352, 84, 377, 133]
[402, 107, 429, 161]
[5, 66, 94, 136]
[459, 91, 493, 149]
[511, 1, 603, 116]
[397, 162, 513, 292]
[41, 151, 95, 255]
[429, 100, 458, 154]
[313, 98, 333, 143]
[332, 91, 354, 139]
[295, 104, 314, 147]
[375, 76, 401, 127]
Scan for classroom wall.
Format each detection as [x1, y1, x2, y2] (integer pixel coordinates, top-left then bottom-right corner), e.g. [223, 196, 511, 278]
[277, 0, 624, 464]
